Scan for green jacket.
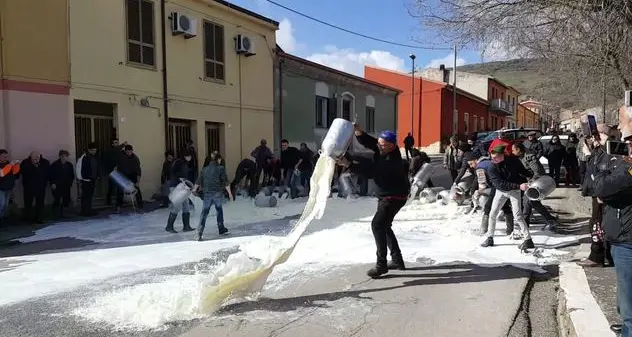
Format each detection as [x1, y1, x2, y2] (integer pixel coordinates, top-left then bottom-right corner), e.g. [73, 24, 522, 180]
[196, 163, 228, 194]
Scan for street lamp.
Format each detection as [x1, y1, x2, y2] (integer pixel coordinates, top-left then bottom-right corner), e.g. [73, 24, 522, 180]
[410, 54, 416, 139]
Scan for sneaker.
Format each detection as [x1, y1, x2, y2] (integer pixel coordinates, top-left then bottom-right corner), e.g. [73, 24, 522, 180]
[218, 226, 229, 235]
[197, 234, 203, 241]
[481, 237, 494, 247]
[519, 238, 535, 251]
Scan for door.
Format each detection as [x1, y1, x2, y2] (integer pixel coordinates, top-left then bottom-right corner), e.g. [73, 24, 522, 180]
[74, 114, 115, 202]
[205, 122, 221, 157]
[342, 97, 352, 121]
[167, 119, 192, 155]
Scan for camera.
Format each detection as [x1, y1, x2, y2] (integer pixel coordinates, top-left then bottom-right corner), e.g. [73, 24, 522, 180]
[606, 140, 629, 156]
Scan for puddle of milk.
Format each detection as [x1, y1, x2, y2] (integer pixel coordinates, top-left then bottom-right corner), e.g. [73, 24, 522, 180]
[74, 156, 337, 331]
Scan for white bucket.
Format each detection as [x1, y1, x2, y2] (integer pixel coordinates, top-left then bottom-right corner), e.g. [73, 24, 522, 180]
[320, 118, 355, 159]
[169, 181, 193, 206]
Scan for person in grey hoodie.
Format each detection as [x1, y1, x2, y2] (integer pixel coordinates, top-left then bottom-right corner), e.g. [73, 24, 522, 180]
[194, 152, 232, 241]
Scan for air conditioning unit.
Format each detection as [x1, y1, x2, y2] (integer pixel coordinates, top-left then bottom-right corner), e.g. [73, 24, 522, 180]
[235, 34, 255, 56]
[171, 12, 197, 39]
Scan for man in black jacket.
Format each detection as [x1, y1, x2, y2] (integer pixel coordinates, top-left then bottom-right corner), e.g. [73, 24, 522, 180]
[165, 149, 196, 233]
[231, 158, 257, 199]
[280, 139, 300, 198]
[337, 127, 410, 278]
[77, 143, 99, 216]
[49, 150, 74, 218]
[21, 151, 50, 223]
[482, 145, 534, 250]
[104, 138, 124, 205]
[592, 142, 632, 337]
[115, 144, 143, 212]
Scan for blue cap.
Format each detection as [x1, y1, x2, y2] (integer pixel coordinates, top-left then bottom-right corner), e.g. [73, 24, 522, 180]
[378, 130, 397, 144]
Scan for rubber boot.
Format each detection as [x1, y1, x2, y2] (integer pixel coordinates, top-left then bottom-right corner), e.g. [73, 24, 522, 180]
[165, 213, 178, 233]
[218, 224, 229, 235]
[367, 261, 388, 278]
[480, 214, 490, 235]
[387, 254, 406, 270]
[504, 211, 515, 236]
[182, 212, 194, 232]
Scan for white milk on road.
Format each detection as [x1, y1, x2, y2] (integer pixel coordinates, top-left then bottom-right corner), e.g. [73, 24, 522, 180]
[74, 156, 338, 330]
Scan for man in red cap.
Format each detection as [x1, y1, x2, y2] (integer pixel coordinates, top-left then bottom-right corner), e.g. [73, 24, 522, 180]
[337, 126, 410, 278]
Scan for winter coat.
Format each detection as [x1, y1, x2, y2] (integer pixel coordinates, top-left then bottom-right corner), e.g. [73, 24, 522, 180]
[161, 160, 173, 184]
[298, 149, 314, 172]
[104, 145, 124, 171]
[0, 161, 20, 191]
[404, 135, 414, 148]
[280, 146, 300, 174]
[49, 159, 75, 188]
[250, 145, 273, 166]
[76, 153, 99, 182]
[443, 145, 459, 170]
[349, 132, 409, 198]
[488, 156, 533, 192]
[592, 156, 632, 244]
[117, 153, 142, 181]
[522, 139, 544, 159]
[576, 137, 590, 162]
[518, 151, 546, 178]
[196, 162, 228, 194]
[582, 146, 614, 197]
[563, 144, 579, 168]
[544, 141, 566, 165]
[169, 158, 195, 187]
[20, 156, 51, 193]
[474, 157, 493, 190]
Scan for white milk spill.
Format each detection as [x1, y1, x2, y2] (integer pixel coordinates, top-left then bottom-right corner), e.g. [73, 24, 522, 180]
[75, 156, 337, 331]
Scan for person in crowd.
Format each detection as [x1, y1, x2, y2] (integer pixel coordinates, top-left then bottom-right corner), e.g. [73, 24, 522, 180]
[443, 136, 460, 182]
[337, 127, 409, 278]
[297, 143, 315, 192]
[115, 144, 143, 212]
[578, 124, 617, 268]
[564, 133, 580, 187]
[511, 143, 560, 230]
[544, 134, 566, 186]
[403, 132, 414, 161]
[20, 151, 50, 223]
[104, 138, 124, 205]
[0, 150, 20, 226]
[522, 131, 544, 159]
[231, 158, 257, 199]
[488, 130, 513, 156]
[470, 152, 514, 235]
[280, 139, 301, 199]
[181, 139, 198, 180]
[194, 152, 232, 241]
[263, 155, 281, 187]
[164, 149, 196, 233]
[250, 139, 273, 191]
[453, 144, 474, 189]
[577, 134, 590, 188]
[49, 150, 74, 218]
[591, 105, 632, 336]
[76, 143, 99, 216]
[409, 148, 435, 188]
[160, 150, 175, 207]
[482, 145, 534, 250]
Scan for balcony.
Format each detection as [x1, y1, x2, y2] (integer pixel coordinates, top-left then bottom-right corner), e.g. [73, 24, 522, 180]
[490, 98, 514, 115]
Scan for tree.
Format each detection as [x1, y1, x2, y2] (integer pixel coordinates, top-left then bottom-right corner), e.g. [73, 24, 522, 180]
[409, 0, 632, 109]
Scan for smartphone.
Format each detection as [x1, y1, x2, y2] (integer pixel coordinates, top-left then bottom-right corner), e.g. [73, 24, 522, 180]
[606, 140, 629, 156]
[587, 115, 598, 136]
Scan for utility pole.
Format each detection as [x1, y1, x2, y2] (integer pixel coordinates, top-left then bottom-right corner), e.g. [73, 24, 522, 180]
[410, 54, 416, 138]
[453, 45, 457, 134]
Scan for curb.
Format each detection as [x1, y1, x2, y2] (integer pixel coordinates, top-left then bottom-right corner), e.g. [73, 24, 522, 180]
[557, 243, 616, 337]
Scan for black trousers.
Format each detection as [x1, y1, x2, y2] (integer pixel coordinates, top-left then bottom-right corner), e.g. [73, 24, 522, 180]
[483, 188, 512, 215]
[522, 193, 555, 225]
[588, 197, 614, 265]
[23, 189, 45, 221]
[372, 198, 407, 266]
[106, 177, 116, 204]
[404, 146, 412, 160]
[450, 169, 459, 183]
[579, 161, 587, 185]
[80, 181, 96, 215]
[52, 186, 71, 214]
[549, 162, 562, 185]
[231, 169, 257, 197]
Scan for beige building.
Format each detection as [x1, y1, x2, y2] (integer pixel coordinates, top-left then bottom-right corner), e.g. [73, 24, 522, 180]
[0, 0, 278, 203]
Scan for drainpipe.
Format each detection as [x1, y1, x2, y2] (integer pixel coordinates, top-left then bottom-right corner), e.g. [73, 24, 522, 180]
[160, 0, 170, 151]
[278, 58, 284, 148]
[238, 55, 243, 157]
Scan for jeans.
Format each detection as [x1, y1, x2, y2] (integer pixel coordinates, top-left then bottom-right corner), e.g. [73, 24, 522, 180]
[372, 198, 406, 266]
[487, 189, 531, 239]
[168, 187, 190, 214]
[282, 169, 300, 198]
[611, 243, 632, 337]
[0, 190, 9, 219]
[198, 192, 224, 235]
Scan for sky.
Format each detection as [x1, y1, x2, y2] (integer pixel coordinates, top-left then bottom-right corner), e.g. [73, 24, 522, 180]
[228, 0, 511, 77]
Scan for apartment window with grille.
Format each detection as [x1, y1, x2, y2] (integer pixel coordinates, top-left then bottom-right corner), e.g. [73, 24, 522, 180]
[126, 0, 155, 67]
[464, 112, 469, 134]
[365, 107, 375, 133]
[315, 96, 330, 128]
[203, 21, 225, 82]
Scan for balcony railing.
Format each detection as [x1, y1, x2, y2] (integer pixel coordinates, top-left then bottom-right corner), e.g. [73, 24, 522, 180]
[490, 98, 514, 115]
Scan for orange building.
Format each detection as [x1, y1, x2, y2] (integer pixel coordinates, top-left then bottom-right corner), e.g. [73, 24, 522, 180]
[365, 66, 489, 153]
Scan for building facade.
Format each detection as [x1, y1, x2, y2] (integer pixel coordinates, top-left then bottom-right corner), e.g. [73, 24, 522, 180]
[520, 99, 559, 131]
[1, 0, 278, 203]
[274, 52, 399, 151]
[366, 66, 489, 153]
[517, 103, 538, 128]
[421, 67, 515, 132]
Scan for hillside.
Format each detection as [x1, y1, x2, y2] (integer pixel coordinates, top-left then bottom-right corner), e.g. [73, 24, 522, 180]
[456, 59, 618, 111]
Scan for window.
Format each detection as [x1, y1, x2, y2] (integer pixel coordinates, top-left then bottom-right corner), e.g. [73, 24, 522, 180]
[366, 107, 375, 133]
[480, 117, 484, 130]
[342, 98, 352, 120]
[464, 112, 469, 134]
[472, 115, 478, 132]
[315, 96, 330, 128]
[203, 21, 225, 81]
[126, 0, 155, 67]
[453, 110, 458, 133]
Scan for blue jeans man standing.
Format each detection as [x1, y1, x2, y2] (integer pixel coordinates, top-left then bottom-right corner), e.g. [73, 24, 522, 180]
[195, 154, 232, 241]
[611, 243, 632, 336]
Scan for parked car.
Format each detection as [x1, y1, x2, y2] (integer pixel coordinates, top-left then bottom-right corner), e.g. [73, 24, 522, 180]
[538, 134, 570, 178]
[476, 128, 544, 154]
